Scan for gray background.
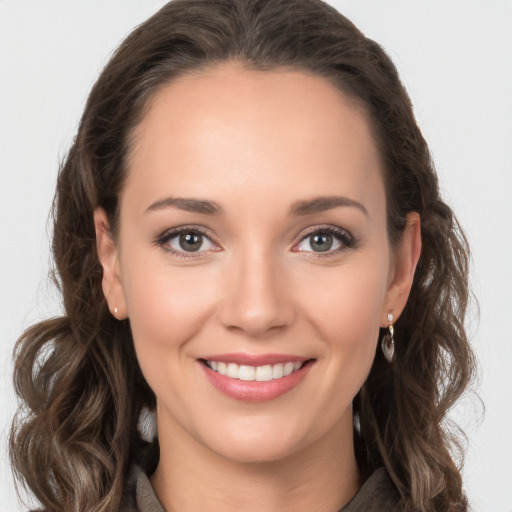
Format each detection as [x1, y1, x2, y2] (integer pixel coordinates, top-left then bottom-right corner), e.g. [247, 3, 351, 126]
[1, 1, 511, 510]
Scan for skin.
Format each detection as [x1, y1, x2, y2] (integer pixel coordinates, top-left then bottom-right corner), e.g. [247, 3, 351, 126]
[95, 61, 421, 512]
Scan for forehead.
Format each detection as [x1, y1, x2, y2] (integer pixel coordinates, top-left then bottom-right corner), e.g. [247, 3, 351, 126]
[124, 61, 384, 215]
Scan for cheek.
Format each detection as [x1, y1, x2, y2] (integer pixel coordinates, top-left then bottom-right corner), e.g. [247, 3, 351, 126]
[297, 253, 390, 383]
[120, 253, 218, 359]
[120, 254, 224, 423]
[303, 258, 388, 331]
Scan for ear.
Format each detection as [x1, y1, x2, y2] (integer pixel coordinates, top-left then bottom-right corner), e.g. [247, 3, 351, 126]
[94, 208, 127, 319]
[381, 212, 422, 326]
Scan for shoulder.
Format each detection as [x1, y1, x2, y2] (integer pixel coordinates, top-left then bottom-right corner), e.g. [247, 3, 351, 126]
[340, 468, 401, 512]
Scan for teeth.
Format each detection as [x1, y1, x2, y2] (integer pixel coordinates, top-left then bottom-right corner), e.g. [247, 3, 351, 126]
[239, 365, 255, 381]
[226, 363, 238, 379]
[272, 363, 284, 379]
[207, 360, 305, 381]
[255, 365, 273, 382]
[283, 362, 294, 376]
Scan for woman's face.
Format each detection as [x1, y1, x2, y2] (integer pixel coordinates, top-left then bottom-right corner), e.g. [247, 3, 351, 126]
[96, 62, 419, 463]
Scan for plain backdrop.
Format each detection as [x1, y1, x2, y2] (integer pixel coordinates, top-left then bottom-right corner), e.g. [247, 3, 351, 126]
[1, 1, 511, 511]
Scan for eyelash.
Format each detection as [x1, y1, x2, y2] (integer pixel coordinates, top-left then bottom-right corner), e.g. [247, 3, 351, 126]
[154, 224, 357, 259]
[154, 225, 219, 259]
[293, 225, 357, 257]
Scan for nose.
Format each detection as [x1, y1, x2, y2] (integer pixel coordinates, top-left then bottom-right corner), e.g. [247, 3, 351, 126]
[217, 248, 296, 338]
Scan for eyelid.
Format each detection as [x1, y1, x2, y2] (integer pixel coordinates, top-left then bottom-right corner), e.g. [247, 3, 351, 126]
[292, 224, 356, 255]
[154, 223, 357, 258]
[154, 225, 221, 258]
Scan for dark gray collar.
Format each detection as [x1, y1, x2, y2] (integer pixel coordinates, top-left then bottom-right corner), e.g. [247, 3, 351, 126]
[124, 465, 399, 512]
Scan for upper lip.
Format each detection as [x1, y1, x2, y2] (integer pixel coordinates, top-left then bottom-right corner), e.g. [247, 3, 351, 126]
[200, 353, 311, 366]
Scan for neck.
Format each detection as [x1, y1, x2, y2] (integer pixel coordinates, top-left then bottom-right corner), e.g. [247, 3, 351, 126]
[151, 410, 361, 512]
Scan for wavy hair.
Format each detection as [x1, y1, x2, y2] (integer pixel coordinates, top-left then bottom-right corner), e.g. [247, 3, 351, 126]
[10, 0, 475, 510]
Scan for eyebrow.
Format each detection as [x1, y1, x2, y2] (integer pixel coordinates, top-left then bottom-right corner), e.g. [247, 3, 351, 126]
[145, 195, 368, 217]
[145, 197, 225, 215]
[289, 196, 369, 217]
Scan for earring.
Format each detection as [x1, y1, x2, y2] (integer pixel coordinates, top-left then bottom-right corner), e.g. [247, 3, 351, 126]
[114, 307, 118, 315]
[381, 312, 395, 363]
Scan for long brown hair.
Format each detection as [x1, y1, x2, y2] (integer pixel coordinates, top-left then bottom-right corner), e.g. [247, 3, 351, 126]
[10, 1, 475, 510]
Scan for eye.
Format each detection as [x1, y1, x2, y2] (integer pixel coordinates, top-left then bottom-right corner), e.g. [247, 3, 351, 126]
[156, 227, 219, 257]
[293, 226, 355, 255]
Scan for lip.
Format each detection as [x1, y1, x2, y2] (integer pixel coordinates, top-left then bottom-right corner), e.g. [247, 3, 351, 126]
[200, 353, 310, 366]
[198, 355, 315, 403]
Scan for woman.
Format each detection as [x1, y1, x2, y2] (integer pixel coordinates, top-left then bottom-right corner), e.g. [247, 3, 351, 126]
[10, 0, 475, 510]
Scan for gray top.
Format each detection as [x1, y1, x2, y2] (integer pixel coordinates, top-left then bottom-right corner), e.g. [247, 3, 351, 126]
[122, 465, 400, 511]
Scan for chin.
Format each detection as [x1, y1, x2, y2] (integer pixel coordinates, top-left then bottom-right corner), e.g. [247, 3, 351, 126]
[212, 439, 302, 465]
[197, 418, 313, 464]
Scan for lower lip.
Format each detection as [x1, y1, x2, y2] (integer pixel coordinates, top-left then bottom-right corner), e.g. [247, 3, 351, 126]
[199, 360, 314, 403]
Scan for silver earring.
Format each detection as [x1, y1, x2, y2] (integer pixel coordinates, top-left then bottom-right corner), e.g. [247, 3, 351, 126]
[381, 312, 395, 363]
[114, 307, 118, 315]
[137, 407, 158, 443]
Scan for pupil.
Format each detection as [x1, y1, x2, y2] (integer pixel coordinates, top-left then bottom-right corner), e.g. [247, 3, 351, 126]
[311, 233, 332, 252]
[179, 232, 202, 252]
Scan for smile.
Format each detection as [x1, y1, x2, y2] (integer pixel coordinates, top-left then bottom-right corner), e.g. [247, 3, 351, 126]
[199, 355, 315, 402]
[204, 360, 303, 381]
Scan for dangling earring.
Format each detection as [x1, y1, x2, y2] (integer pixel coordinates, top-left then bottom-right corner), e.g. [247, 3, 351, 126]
[381, 312, 395, 363]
